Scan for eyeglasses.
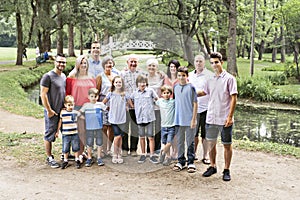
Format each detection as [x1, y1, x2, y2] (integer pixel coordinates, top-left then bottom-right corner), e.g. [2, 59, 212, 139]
[56, 61, 67, 64]
[92, 47, 100, 49]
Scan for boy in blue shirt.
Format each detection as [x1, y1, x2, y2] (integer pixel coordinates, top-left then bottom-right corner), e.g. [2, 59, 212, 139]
[172, 66, 198, 173]
[80, 88, 107, 167]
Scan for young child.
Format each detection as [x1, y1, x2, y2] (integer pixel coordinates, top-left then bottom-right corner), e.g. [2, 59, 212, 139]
[131, 75, 159, 164]
[80, 88, 106, 167]
[57, 95, 81, 169]
[102, 76, 134, 164]
[155, 85, 175, 166]
[172, 66, 198, 173]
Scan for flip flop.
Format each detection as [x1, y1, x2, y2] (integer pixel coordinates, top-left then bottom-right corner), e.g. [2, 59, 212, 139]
[187, 164, 197, 173]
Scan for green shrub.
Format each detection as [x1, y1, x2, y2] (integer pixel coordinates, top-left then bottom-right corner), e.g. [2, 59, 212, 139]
[266, 73, 288, 85]
[237, 77, 275, 101]
[284, 62, 298, 78]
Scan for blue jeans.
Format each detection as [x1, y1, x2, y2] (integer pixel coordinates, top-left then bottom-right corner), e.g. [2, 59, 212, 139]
[176, 126, 196, 165]
[62, 134, 80, 153]
[161, 126, 175, 144]
[86, 129, 103, 147]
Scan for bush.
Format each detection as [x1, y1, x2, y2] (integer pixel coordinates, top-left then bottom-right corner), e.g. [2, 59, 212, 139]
[266, 73, 288, 85]
[284, 62, 298, 78]
[237, 77, 275, 101]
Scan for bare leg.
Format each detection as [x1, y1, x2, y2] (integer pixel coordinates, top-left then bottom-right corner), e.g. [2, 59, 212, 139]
[171, 135, 178, 159]
[102, 126, 108, 154]
[44, 140, 52, 157]
[87, 146, 93, 159]
[140, 137, 146, 154]
[97, 146, 103, 159]
[107, 126, 114, 153]
[163, 143, 172, 157]
[205, 140, 217, 167]
[224, 144, 232, 169]
[202, 138, 209, 159]
[149, 137, 155, 155]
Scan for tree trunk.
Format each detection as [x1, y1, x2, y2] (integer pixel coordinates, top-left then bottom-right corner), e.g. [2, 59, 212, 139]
[26, 0, 37, 47]
[80, 26, 83, 55]
[250, 0, 257, 76]
[226, 0, 238, 76]
[15, 11, 23, 66]
[258, 40, 265, 60]
[201, 32, 211, 55]
[272, 31, 278, 63]
[280, 26, 286, 63]
[294, 42, 299, 80]
[68, 23, 75, 57]
[56, 1, 63, 54]
[182, 34, 194, 66]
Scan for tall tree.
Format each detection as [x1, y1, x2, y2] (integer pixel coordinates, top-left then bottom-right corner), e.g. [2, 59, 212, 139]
[224, 0, 238, 76]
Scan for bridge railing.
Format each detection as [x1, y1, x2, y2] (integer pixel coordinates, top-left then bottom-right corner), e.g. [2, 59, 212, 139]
[101, 38, 156, 55]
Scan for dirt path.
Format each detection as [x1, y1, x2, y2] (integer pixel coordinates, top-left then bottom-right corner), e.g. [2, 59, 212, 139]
[0, 110, 300, 199]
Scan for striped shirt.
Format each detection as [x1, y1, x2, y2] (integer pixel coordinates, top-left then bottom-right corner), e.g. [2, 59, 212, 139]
[60, 110, 79, 135]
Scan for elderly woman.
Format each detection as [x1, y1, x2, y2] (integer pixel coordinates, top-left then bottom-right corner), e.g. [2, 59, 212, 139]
[146, 58, 166, 154]
[96, 56, 119, 157]
[66, 55, 96, 163]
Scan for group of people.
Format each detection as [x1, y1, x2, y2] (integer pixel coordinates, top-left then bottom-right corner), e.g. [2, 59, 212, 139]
[40, 41, 237, 182]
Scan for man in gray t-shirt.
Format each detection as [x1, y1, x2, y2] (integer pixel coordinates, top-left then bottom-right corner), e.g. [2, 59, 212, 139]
[40, 53, 66, 168]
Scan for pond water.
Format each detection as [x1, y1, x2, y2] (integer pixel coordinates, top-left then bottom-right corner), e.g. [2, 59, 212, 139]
[24, 85, 300, 147]
[234, 106, 300, 147]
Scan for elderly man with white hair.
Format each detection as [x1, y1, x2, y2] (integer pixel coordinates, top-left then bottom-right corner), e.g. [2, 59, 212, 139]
[120, 54, 147, 157]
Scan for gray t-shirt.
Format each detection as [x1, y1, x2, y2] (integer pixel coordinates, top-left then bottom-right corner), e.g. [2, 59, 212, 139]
[40, 70, 66, 113]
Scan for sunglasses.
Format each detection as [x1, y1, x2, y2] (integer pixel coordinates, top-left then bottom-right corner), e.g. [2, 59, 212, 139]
[56, 61, 67, 64]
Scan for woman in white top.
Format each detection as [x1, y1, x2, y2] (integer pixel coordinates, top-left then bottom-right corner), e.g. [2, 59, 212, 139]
[146, 58, 166, 154]
[96, 56, 118, 157]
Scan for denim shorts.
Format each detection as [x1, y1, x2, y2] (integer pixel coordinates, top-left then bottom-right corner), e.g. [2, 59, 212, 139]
[161, 126, 175, 144]
[138, 122, 154, 137]
[111, 124, 126, 137]
[44, 109, 59, 142]
[205, 124, 233, 144]
[86, 129, 103, 147]
[62, 134, 80, 153]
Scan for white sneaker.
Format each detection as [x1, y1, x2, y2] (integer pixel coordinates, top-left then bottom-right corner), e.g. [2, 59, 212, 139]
[112, 155, 118, 164]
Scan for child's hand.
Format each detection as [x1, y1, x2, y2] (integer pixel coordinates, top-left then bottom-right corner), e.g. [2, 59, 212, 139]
[55, 131, 59, 138]
[80, 115, 85, 120]
[190, 119, 196, 129]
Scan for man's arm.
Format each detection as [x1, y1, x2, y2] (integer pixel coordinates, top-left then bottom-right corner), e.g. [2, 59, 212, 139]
[224, 94, 237, 127]
[40, 86, 57, 118]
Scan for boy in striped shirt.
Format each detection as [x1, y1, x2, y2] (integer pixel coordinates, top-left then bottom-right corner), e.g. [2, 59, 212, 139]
[57, 95, 81, 169]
